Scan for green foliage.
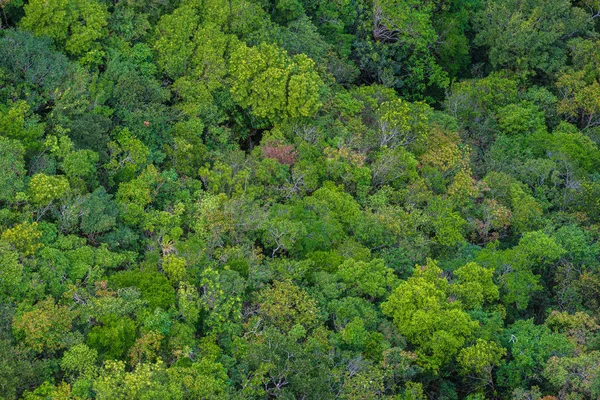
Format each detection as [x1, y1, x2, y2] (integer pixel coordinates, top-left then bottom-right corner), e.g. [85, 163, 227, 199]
[457, 339, 506, 375]
[496, 102, 546, 136]
[1, 221, 43, 256]
[374, 98, 430, 149]
[60, 343, 98, 380]
[199, 268, 243, 335]
[0, 334, 50, 400]
[509, 184, 544, 234]
[258, 280, 319, 331]
[498, 319, 575, 389]
[2, 0, 600, 397]
[105, 128, 150, 186]
[93, 360, 168, 399]
[87, 314, 136, 361]
[428, 197, 467, 247]
[21, 0, 108, 60]
[110, 270, 175, 310]
[62, 150, 99, 190]
[76, 188, 118, 239]
[543, 351, 600, 398]
[115, 165, 160, 226]
[382, 260, 480, 372]
[475, 0, 590, 76]
[453, 262, 499, 309]
[0, 29, 70, 109]
[0, 137, 26, 204]
[356, 0, 452, 99]
[477, 231, 565, 311]
[229, 42, 324, 122]
[12, 297, 75, 354]
[337, 258, 399, 299]
[0, 245, 24, 301]
[0, 101, 44, 151]
[28, 174, 70, 207]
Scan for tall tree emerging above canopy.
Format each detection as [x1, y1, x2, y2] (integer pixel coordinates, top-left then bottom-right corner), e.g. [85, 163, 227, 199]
[228, 42, 324, 123]
[381, 259, 498, 372]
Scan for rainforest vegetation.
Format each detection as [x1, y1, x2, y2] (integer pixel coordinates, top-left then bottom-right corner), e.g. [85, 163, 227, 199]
[1, 0, 600, 398]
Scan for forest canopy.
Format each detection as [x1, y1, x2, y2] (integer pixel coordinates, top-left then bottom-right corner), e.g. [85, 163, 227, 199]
[1, 0, 600, 399]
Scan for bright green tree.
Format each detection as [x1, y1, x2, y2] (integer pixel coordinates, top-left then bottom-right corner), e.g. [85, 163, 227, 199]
[20, 0, 108, 60]
[229, 42, 324, 123]
[87, 314, 137, 361]
[382, 260, 478, 372]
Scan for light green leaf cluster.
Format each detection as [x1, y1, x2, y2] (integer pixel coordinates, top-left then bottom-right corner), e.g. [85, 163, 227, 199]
[21, 0, 108, 58]
[229, 42, 324, 122]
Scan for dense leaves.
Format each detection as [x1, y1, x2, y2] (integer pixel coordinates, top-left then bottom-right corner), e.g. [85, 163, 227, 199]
[1, 0, 600, 398]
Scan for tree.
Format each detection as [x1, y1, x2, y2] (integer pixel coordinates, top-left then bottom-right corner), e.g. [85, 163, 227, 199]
[509, 184, 544, 234]
[60, 343, 98, 380]
[92, 360, 170, 400]
[154, 5, 230, 86]
[76, 188, 118, 240]
[556, 39, 600, 128]
[477, 231, 564, 311]
[0, 243, 26, 304]
[457, 339, 506, 392]
[0, 101, 44, 152]
[233, 325, 333, 398]
[153, 3, 234, 132]
[4, 0, 600, 396]
[115, 165, 161, 226]
[453, 262, 499, 309]
[177, 282, 200, 326]
[105, 128, 150, 186]
[61, 150, 99, 192]
[496, 102, 546, 136]
[444, 73, 519, 169]
[128, 331, 163, 366]
[0, 137, 26, 205]
[0, 335, 50, 400]
[87, 314, 137, 361]
[372, 99, 430, 150]
[229, 42, 324, 123]
[21, 381, 76, 400]
[20, 0, 108, 60]
[337, 258, 399, 300]
[543, 351, 600, 398]
[258, 280, 319, 332]
[355, 0, 452, 99]
[199, 268, 243, 336]
[153, 4, 202, 79]
[427, 197, 467, 247]
[1, 222, 43, 257]
[0, 29, 70, 110]
[261, 208, 306, 256]
[110, 269, 175, 311]
[381, 260, 478, 372]
[166, 358, 230, 399]
[160, 254, 186, 283]
[28, 173, 70, 209]
[338, 362, 386, 399]
[12, 297, 75, 354]
[475, 0, 590, 76]
[498, 319, 575, 389]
